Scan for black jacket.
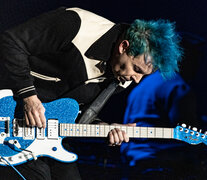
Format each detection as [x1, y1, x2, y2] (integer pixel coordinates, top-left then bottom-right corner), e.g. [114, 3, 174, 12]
[0, 7, 129, 105]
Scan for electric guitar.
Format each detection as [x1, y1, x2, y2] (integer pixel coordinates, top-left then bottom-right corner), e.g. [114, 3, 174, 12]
[0, 89, 207, 166]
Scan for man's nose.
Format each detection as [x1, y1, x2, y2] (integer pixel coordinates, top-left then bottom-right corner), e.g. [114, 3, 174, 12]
[124, 76, 131, 81]
[131, 74, 143, 83]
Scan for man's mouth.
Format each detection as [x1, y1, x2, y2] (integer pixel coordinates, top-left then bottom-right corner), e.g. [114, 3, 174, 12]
[117, 76, 126, 84]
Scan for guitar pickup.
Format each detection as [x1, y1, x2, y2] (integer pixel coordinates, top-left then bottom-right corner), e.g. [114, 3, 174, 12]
[36, 127, 45, 140]
[24, 126, 35, 140]
[13, 118, 23, 137]
[47, 119, 59, 139]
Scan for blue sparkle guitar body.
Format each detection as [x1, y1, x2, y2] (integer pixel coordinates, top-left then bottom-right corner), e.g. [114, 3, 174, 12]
[0, 90, 79, 166]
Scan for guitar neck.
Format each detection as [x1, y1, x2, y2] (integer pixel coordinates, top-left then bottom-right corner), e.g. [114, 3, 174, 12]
[60, 124, 174, 139]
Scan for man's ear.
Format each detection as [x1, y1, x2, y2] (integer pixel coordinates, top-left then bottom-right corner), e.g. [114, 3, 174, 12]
[119, 40, 129, 54]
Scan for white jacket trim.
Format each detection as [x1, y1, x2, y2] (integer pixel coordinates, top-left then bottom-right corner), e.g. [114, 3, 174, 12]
[67, 7, 115, 80]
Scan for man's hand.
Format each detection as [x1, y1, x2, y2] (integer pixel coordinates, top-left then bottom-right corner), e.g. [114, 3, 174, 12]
[108, 123, 136, 146]
[23, 95, 46, 128]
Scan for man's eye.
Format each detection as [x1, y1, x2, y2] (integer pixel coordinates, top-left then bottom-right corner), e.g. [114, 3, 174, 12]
[134, 66, 142, 73]
[120, 64, 125, 70]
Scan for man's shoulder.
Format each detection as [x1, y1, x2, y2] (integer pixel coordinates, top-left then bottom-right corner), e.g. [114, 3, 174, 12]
[66, 7, 114, 26]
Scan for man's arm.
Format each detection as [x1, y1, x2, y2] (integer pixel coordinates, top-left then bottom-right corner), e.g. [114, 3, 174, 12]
[0, 7, 80, 98]
[0, 7, 81, 127]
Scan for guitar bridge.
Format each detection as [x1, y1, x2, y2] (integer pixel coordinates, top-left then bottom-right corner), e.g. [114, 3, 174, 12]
[0, 117, 10, 144]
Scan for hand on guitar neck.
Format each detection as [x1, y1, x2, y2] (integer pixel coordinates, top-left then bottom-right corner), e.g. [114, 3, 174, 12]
[23, 95, 46, 129]
[99, 122, 136, 146]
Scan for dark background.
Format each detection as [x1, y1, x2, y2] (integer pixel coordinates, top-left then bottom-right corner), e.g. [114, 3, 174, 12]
[0, 0, 207, 179]
[0, 0, 206, 117]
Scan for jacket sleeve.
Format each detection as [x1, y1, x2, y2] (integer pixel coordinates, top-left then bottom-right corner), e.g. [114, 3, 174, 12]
[0, 7, 80, 98]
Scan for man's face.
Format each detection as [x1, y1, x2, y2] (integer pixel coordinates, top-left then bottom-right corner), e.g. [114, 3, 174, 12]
[110, 40, 153, 84]
[110, 52, 153, 84]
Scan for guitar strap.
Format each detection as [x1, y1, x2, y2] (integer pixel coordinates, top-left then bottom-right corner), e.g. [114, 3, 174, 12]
[78, 80, 119, 124]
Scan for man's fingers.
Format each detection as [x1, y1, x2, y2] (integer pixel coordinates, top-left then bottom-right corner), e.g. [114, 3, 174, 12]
[112, 129, 121, 144]
[115, 128, 124, 144]
[25, 109, 46, 128]
[25, 111, 36, 127]
[122, 130, 129, 142]
[116, 129, 129, 143]
[108, 128, 129, 146]
[126, 123, 136, 127]
[23, 95, 46, 128]
[107, 123, 136, 146]
[39, 107, 46, 128]
[108, 130, 115, 145]
[24, 112, 30, 126]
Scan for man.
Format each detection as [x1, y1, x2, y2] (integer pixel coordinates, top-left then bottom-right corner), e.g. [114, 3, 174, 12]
[0, 7, 182, 180]
[120, 34, 206, 179]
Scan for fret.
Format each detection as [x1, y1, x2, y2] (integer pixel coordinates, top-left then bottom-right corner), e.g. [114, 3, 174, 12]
[163, 128, 173, 138]
[61, 124, 64, 136]
[99, 125, 104, 137]
[91, 124, 95, 137]
[67, 124, 70, 136]
[63, 123, 67, 136]
[68, 124, 70, 136]
[80, 124, 83, 136]
[66, 123, 71, 136]
[75, 124, 79, 136]
[63, 124, 66, 136]
[76, 124, 79, 136]
[147, 127, 155, 138]
[121, 126, 127, 135]
[155, 127, 163, 138]
[71, 124, 74, 136]
[82, 124, 87, 136]
[127, 126, 134, 137]
[104, 125, 110, 137]
[92, 124, 96, 137]
[133, 127, 140, 138]
[140, 127, 147, 138]
[95, 125, 100, 137]
[75, 124, 80, 136]
[64, 123, 67, 136]
[59, 124, 62, 136]
[72, 124, 76, 136]
[62, 123, 66, 136]
[60, 124, 63, 136]
[86, 124, 90, 137]
[154, 128, 174, 138]
[87, 124, 91, 137]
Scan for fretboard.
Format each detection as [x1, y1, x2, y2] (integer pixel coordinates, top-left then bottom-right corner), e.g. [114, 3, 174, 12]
[60, 124, 174, 139]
